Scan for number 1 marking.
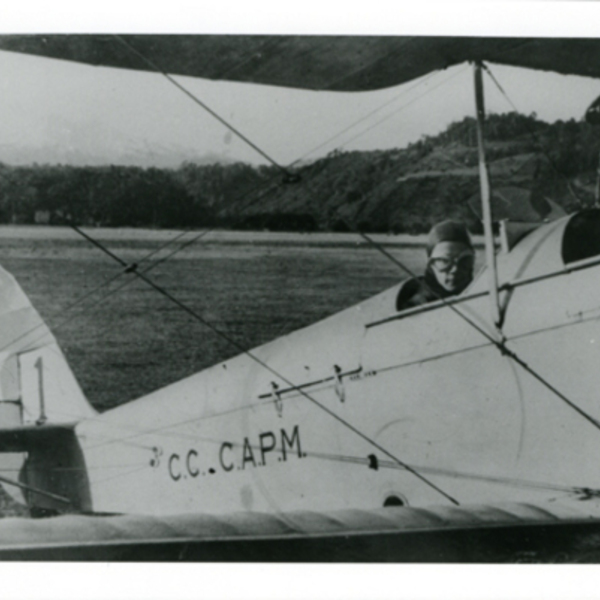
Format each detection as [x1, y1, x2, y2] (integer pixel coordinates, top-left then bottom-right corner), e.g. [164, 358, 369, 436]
[34, 356, 47, 425]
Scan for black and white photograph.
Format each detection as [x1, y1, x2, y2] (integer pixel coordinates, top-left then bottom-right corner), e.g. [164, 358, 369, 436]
[1, 1, 600, 597]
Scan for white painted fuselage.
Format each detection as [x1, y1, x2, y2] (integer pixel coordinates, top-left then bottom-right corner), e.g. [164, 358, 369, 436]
[68, 214, 600, 517]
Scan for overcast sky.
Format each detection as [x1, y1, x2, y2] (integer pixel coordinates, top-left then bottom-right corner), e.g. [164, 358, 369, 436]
[1, 47, 599, 169]
[1, 3, 600, 168]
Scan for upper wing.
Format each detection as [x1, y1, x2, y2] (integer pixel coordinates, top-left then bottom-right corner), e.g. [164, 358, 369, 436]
[0, 35, 599, 91]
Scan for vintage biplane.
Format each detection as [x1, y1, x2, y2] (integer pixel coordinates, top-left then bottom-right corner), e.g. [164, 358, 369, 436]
[0, 35, 599, 561]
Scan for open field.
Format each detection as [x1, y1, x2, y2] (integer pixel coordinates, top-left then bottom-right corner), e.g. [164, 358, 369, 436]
[0, 225, 485, 515]
[0, 226, 450, 411]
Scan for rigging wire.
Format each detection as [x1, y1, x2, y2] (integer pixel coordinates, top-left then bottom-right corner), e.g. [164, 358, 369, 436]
[1, 53, 449, 358]
[354, 229, 600, 434]
[76, 64, 457, 296]
[11, 44, 591, 503]
[0, 177, 284, 360]
[481, 62, 586, 208]
[0, 473, 71, 505]
[21, 42, 470, 328]
[23, 112, 596, 459]
[6, 41, 599, 512]
[51, 232, 226, 353]
[188, 70, 472, 340]
[10, 419, 595, 501]
[0, 248, 221, 395]
[305, 449, 594, 496]
[0, 181, 300, 460]
[8, 439, 585, 498]
[1, 42, 562, 350]
[7, 56, 556, 476]
[10, 40, 464, 348]
[325, 65, 470, 154]
[293, 70, 440, 163]
[91, 464, 152, 487]
[112, 35, 291, 177]
[14, 241, 596, 504]
[34, 37, 448, 321]
[66, 224, 460, 506]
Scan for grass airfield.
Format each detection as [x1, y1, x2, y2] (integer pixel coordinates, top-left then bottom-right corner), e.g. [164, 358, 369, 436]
[0, 225, 486, 515]
[1, 226, 436, 412]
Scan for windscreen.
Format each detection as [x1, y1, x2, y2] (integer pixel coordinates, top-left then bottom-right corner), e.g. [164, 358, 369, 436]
[562, 210, 600, 264]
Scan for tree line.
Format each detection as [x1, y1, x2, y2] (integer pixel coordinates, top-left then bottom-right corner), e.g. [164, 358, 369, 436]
[0, 112, 599, 233]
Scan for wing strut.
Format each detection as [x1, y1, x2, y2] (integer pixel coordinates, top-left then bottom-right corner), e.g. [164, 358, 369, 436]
[473, 61, 501, 329]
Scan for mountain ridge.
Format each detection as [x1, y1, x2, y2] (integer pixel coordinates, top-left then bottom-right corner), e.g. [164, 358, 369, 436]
[0, 112, 598, 233]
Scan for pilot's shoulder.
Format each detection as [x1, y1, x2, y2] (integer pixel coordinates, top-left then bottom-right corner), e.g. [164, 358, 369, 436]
[395, 277, 434, 311]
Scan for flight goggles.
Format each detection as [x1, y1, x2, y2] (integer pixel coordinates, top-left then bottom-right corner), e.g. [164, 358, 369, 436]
[429, 250, 475, 273]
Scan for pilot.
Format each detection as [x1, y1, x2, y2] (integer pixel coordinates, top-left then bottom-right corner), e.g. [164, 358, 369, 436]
[396, 220, 475, 311]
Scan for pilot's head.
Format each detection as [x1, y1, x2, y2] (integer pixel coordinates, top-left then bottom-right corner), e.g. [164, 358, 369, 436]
[426, 220, 474, 295]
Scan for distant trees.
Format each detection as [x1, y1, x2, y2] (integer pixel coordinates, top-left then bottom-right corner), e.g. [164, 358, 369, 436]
[0, 164, 197, 228]
[433, 112, 546, 147]
[0, 112, 599, 233]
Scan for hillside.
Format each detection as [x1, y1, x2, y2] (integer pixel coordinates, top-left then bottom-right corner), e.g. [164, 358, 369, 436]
[0, 112, 599, 233]
[224, 112, 599, 234]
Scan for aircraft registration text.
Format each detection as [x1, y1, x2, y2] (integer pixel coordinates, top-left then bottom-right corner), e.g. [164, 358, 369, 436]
[167, 425, 303, 482]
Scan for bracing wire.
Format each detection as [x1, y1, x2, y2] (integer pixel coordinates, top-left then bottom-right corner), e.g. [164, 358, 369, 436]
[14, 43, 589, 506]
[0, 473, 71, 505]
[0, 162, 465, 501]
[0, 179, 304, 466]
[14, 41, 465, 351]
[89, 68, 470, 344]
[0, 177, 284, 360]
[0, 43, 561, 357]
[16, 50, 564, 505]
[481, 62, 586, 208]
[66, 223, 460, 505]
[7, 420, 595, 501]
[0, 268, 125, 355]
[8, 40, 600, 512]
[293, 70, 440, 164]
[112, 35, 291, 176]
[12, 297, 598, 505]
[1, 57, 456, 361]
[354, 229, 600, 434]
[326, 65, 471, 154]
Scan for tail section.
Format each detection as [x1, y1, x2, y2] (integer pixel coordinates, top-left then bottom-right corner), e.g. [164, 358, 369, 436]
[0, 263, 96, 427]
[0, 263, 96, 513]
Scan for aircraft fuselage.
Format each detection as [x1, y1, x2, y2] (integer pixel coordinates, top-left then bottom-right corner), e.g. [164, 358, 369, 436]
[66, 212, 600, 517]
